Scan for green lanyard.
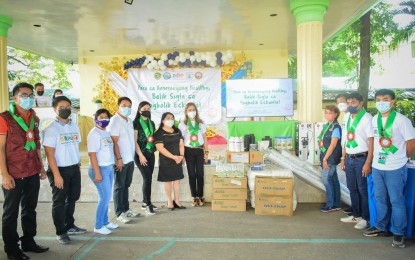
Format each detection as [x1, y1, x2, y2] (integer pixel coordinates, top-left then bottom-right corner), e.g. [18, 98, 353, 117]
[187, 118, 200, 147]
[139, 117, 155, 150]
[318, 122, 332, 153]
[346, 108, 366, 148]
[377, 109, 398, 155]
[8, 104, 36, 151]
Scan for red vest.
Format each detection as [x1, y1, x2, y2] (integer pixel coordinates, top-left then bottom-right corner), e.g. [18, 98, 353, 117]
[0, 109, 42, 178]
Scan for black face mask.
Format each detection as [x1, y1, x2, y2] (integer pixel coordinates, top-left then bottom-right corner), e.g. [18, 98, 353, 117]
[37, 91, 44, 96]
[141, 110, 151, 118]
[58, 108, 72, 119]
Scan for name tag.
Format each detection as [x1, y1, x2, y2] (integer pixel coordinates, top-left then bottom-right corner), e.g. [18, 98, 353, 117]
[378, 151, 387, 164]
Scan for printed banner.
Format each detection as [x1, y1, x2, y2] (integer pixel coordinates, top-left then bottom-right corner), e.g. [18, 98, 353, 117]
[127, 68, 221, 124]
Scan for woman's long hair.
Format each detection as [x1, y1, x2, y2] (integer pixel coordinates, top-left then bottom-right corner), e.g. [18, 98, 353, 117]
[183, 102, 203, 125]
[134, 101, 152, 122]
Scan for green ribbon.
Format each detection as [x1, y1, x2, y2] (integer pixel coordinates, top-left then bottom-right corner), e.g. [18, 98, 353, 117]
[187, 118, 200, 147]
[346, 108, 366, 148]
[318, 122, 332, 153]
[139, 116, 155, 151]
[377, 109, 398, 155]
[8, 104, 36, 151]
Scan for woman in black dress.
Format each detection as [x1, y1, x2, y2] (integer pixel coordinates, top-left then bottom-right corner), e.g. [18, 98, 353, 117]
[154, 112, 186, 210]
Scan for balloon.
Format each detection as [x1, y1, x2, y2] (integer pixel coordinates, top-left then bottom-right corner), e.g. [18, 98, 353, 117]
[179, 62, 185, 66]
[185, 59, 191, 66]
[173, 51, 179, 57]
[190, 55, 196, 62]
[189, 51, 195, 55]
[147, 64, 153, 70]
[217, 59, 223, 65]
[179, 56, 186, 63]
[147, 55, 154, 61]
[167, 53, 173, 60]
[175, 56, 180, 62]
[216, 52, 222, 58]
[185, 53, 190, 59]
[210, 61, 217, 67]
[160, 65, 167, 71]
[193, 61, 199, 66]
[151, 60, 157, 66]
[168, 59, 175, 65]
[158, 59, 164, 66]
[164, 60, 169, 66]
[200, 60, 206, 66]
[161, 54, 168, 61]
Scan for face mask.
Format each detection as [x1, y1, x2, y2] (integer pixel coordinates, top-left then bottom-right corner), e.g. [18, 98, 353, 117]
[376, 101, 391, 113]
[347, 105, 360, 114]
[58, 108, 72, 119]
[141, 110, 151, 118]
[120, 107, 131, 117]
[19, 97, 35, 110]
[188, 111, 196, 119]
[164, 119, 175, 128]
[325, 114, 335, 122]
[36, 90, 44, 96]
[337, 103, 348, 112]
[96, 119, 110, 128]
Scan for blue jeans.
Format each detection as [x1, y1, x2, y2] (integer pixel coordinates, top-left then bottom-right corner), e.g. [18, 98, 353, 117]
[88, 165, 114, 229]
[345, 156, 369, 220]
[372, 165, 407, 235]
[321, 164, 341, 208]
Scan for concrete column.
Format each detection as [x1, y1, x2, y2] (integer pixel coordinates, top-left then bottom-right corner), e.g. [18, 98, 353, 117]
[0, 16, 13, 112]
[290, 0, 329, 122]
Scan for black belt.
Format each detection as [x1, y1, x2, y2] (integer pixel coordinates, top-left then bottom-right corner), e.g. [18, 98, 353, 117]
[346, 152, 368, 159]
[185, 146, 204, 149]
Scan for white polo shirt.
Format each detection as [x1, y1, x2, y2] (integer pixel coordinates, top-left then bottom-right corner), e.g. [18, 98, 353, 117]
[178, 121, 207, 147]
[342, 112, 373, 154]
[372, 112, 415, 170]
[43, 120, 81, 167]
[340, 112, 350, 147]
[35, 95, 52, 107]
[87, 127, 115, 166]
[107, 113, 135, 164]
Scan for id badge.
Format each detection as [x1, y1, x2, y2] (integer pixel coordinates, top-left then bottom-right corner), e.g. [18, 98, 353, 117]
[378, 151, 387, 164]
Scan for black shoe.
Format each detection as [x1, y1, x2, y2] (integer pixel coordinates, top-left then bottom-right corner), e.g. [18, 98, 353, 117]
[21, 243, 49, 253]
[146, 205, 156, 215]
[7, 250, 30, 260]
[168, 207, 175, 211]
[392, 235, 405, 248]
[363, 227, 392, 237]
[343, 207, 353, 214]
[67, 225, 87, 235]
[141, 203, 147, 209]
[57, 234, 71, 245]
[151, 204, 158, 210]
[173, 201, 186, 209]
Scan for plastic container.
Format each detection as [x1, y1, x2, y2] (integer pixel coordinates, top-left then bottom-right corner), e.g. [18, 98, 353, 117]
[280, 136, 287, 149]
[249, 144, 258, 151]
[286, 136, 293, 150]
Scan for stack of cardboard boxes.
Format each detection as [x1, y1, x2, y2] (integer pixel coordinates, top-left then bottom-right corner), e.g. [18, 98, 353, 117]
[211, 175, 247, 212]
[226, 151, 264, 164]
[254, 176, 294, 216]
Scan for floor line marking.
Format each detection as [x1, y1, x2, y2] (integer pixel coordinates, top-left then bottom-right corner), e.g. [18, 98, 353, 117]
[75, 237, 102, 260]
[0, 236, 389, 244]
[140, 239, 176, 260]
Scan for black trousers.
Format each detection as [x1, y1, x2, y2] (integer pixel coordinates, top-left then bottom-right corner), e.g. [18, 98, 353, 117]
[184, 147, 205, 198]
[113, 161, 134, 217]
[134, 152, 155, 205]
[47, 164, 81, 235]
[2, 174, 40, 254]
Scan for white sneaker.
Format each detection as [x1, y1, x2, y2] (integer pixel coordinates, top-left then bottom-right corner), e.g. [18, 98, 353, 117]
[105, 222, 119, 229]
[126, 209, 140, 218]
[117, 213, 131, 223]
[94, 227, 112, 235]
[340, 215, 362, 223]
[354, 219, 369, 230]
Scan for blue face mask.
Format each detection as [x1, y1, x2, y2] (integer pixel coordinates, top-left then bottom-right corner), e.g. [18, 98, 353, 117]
[120, 107, 131, 117]
[19, 97, 35, 110]
[347, 105, 360, 114]
[96, 119, 110, 128]
[376, 101, 391, 113]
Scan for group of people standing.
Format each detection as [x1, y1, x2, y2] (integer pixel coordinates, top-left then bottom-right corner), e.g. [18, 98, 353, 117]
[0, 82, 209, 259]
[318, 89, 415, 248]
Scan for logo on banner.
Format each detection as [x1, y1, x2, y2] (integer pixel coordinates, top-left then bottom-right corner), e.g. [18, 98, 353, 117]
[154, 72, 162, 80]
[195, 71, 203, 79]
[163, 72, 171, 80]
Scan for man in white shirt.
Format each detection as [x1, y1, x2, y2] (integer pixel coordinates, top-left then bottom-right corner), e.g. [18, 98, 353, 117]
[339, 92, 373, 230]
[363, 89, 415, 249]
[34, 83, 52, 107]
[43, 96, 86, 245]
[107, 97, 139, 224]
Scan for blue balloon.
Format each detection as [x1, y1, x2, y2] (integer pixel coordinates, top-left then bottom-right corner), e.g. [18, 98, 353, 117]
[185, 59, 191, 66]
[216, 52, 222, 58]
[200, 60, 206, 66]
[217, 59, 223, 65]
[173, 51, 179, 57]
[167, 53, 173, 60]
[193, 61, 199, 66]
[179, 62, 185, 66]
[189, 51, 195, 55]
[164, 60, 169, 66]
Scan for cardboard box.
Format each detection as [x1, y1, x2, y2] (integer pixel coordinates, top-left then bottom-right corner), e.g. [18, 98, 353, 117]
[226, 151, 250, 163]
[213, 176, 247, 189]
[249, 151, 264, 164]
[255, 177, 293, 197]
[211, 199, 246, 212]
[212, 188, 247, 200]
[255, 196, 293, 216]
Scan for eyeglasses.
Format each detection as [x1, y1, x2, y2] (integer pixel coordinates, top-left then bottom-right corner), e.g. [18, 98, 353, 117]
[16, 94, 34, 99]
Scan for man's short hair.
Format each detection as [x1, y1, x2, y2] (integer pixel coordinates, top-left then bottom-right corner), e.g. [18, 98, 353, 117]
[34, 83, 44, 88]
[118, 97, 132, 106]
[12, 83, 34, 96]
[375, 89, 395, 100]
[52, 96, 72, 108]
[346, 92, 363, 102]
[335, 93, 347, 101]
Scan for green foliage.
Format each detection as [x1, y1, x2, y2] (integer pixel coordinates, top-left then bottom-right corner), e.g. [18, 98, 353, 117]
[394, 90, 415, 125]
[7, 46, 76, 90]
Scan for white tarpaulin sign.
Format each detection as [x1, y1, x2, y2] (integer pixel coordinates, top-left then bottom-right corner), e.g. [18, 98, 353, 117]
[121, 68, 221, 124]
[226, 78, 294, 117]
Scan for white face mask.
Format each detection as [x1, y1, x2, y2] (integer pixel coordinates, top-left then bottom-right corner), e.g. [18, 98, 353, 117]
[337, 103, 348, 112]
[164, 119, 174, 127]
[188, 111, 196, 119]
